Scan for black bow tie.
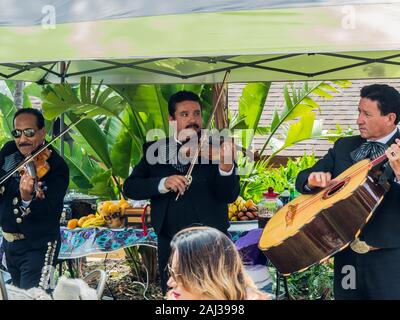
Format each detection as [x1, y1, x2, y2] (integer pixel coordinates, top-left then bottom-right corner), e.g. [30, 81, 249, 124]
[350, 141, 387, 163]
[157, 140, 190, 173]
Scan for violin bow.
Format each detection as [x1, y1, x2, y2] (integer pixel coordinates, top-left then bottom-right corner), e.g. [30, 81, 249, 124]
[175, 70, 231, 201]
[0, 108, 97, 185]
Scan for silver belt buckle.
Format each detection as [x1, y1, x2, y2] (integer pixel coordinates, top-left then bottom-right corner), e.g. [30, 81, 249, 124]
[2, 232, 15, 242]
[350, 238, 370, 254]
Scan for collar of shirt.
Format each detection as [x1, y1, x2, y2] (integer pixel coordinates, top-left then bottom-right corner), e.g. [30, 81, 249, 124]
[173, 133, 183, 145]
[367, 127, 399, 144]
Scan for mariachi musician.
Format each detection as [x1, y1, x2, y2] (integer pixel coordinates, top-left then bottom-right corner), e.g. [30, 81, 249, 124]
[0, 109, 69, 290]
[123, 90, 240, 294]
[296, 84, 400, 299]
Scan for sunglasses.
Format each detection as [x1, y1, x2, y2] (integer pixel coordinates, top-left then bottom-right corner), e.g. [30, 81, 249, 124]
[104, 212, 121, 221]
[166, 263, 181, 280]
[11, 128, 37, 139]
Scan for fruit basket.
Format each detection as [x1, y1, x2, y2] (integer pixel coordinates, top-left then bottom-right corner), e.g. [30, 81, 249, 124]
[66, 199, 131, 229]
[228, 196, 259, 222]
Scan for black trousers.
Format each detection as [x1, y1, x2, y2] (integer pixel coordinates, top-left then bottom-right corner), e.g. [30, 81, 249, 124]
[157, 232, 172, 295]
[334, 246, 400, 300]
[3, 239, 60, 290]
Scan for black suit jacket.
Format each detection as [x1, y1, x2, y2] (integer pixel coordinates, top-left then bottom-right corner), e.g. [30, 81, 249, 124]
[123, 138, 240, 237]
[0, 141, 69, 248]
[296, 131, 400, 248]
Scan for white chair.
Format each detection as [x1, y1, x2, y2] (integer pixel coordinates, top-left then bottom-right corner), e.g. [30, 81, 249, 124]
[0, 269, 107, 300]
[81, 269, 107, 299]
[0, 269, 8, 300]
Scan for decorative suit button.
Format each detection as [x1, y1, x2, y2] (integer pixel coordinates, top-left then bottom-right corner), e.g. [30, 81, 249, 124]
[16, 218, 22, 224]
[0, 186, 4, 195]
[13, 197, 18, 205]
[13, 208, 19, 215]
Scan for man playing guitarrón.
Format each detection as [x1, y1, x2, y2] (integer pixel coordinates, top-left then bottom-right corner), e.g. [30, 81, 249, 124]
[296, 84, 400, 299]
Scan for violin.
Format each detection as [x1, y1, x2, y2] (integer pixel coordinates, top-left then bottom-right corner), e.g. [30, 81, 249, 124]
[19, 147, 52, 199]
[178, 134, 236, 161]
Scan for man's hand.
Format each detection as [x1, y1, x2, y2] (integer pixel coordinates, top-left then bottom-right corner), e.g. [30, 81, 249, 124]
[19, 172, 34, 201]
[219, 140, 236, 172]
[386, 138, 400, 180]
[165, 175, 189, 196]
[307, 172, 338, 189]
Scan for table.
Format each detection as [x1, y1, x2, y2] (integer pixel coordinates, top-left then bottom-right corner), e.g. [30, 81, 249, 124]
[59, 221, 259, 259]
[1, 222, 259, 262]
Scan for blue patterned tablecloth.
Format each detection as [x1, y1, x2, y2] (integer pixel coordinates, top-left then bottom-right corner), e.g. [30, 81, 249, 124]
[58, 226, 250, 259]
[1, 225, 257, 261]
[59, 227, 159, 259]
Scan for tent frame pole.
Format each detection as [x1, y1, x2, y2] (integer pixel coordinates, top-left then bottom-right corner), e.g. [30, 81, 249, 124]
[59, 61, 68, 158]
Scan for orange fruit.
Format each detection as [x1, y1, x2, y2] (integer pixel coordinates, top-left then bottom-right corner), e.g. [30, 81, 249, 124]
[67, 219, 78, 229]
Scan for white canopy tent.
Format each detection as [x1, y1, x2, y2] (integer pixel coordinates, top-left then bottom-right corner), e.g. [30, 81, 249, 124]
[0, 0, 400, 84]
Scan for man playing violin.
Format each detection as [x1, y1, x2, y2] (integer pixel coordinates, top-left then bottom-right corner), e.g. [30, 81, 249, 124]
[0, 109, 69, 290]
[123, 91, 240, 293]
[296, 84, 400, 299]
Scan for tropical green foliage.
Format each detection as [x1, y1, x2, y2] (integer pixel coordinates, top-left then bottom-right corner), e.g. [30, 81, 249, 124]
[230, 82, 271, 149]
[0, 81, 50, 142]
[258, 80, 353, 165]
[270, 259, 334, 300]
[240, 153, 317, 203]
[0, 112, 9, 148]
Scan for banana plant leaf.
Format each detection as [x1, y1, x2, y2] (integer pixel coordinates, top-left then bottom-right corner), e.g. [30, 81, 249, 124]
[199, 85, 213, 127]
[52, 140, 95, 191]
[231, 82, 271, 149]
[42, 78, 126, 121]
[0, 93, 16, 135]
[110, 127, 134, 179]
[260, 80, 352, 156]
[111, 84, 170, 132]
[65, 113, 112, 168]
[88, 169, 117, 200]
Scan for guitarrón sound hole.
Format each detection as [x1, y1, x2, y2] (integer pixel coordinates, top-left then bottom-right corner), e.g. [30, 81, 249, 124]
[324, 180, 347, 198]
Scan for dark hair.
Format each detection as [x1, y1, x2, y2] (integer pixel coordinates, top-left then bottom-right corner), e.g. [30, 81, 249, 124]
[168, 91, 201, 118]
[13, 108, 45, 129]
[360, 84, 400, 125]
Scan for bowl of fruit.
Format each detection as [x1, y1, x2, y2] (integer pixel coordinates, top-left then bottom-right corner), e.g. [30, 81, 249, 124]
[228, 196, 259, 222]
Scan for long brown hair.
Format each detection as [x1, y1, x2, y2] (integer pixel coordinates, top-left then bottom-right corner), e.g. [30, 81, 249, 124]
[169, 226, 267, 300]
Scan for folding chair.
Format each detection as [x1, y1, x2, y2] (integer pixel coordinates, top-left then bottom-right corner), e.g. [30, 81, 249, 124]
[82, 269, 107, 299]
[0, 269, 8, 300]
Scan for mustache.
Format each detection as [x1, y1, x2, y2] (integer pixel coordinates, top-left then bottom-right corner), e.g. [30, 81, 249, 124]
[185, 124, 200, 129]
[19, 143, 32, 147]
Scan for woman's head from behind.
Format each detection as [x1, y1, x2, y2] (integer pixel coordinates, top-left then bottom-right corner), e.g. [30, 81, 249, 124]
[166, 226, 257, 300]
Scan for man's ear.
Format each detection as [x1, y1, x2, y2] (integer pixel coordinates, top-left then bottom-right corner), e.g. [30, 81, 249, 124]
[168, 115, 175, 122]
[387, 113, 397, 126]
[39, 127, 46, 139]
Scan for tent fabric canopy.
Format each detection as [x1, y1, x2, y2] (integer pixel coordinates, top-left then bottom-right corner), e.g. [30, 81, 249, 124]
[1, 0, 400, 84]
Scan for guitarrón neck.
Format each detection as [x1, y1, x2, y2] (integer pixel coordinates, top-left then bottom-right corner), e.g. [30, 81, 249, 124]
[371, 153, 388, 167]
